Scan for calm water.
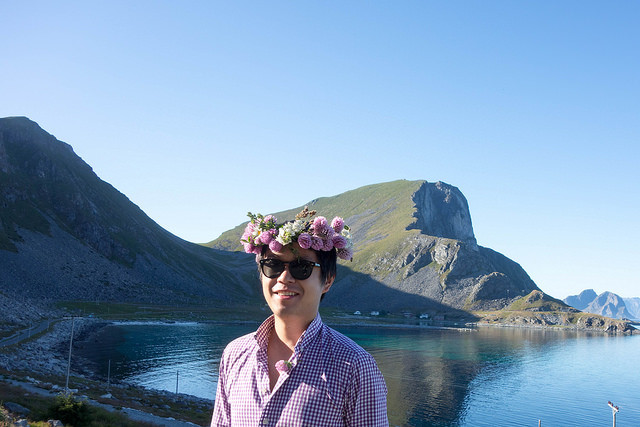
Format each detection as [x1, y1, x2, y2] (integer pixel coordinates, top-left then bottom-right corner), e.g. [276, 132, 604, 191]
[77, 321, 640, 426]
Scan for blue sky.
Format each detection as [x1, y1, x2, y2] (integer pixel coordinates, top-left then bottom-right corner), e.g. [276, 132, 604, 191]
[2, 1, 638, 299]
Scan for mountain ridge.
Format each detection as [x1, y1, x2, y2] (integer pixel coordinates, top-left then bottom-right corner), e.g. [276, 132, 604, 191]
[1, 117, 633, 334]
[564, 289, 639, 320]
[0, 116, 255, 315]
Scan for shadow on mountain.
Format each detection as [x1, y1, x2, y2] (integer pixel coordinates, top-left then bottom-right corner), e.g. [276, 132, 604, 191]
[324, 267, 479, 321]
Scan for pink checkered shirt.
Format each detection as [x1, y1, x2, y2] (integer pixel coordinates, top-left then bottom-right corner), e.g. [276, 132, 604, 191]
[211, 314, 388, 426]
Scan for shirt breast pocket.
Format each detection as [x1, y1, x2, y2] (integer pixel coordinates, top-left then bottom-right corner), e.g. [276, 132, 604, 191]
[289, 380, 344, 426]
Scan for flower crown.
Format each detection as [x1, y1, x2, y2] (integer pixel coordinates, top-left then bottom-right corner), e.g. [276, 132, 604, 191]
[241, 206, 354, 260]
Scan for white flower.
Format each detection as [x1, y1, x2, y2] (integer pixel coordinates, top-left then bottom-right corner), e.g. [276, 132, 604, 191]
[276, 220, 306, 246]
[341, 228, 353, 248]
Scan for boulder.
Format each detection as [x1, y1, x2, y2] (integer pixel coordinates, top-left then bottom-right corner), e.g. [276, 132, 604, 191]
[3, 402, 30, 415]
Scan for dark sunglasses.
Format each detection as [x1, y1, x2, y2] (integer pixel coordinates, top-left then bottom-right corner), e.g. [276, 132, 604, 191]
[259, 258, 321, 280]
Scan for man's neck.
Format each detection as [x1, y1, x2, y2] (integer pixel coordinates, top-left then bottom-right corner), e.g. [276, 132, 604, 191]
[272, 314, 315, 350]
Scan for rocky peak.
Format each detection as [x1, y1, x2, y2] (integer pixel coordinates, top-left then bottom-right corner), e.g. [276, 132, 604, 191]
[409, 181, 477, 250]
[0, 116, 76, 165]
[564, 289, 598, 310]
[586, 291, 633, 319]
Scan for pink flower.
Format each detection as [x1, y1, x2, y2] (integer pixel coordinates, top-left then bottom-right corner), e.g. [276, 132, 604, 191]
[310, 236, 324, 251]
[323, 238, 334, 251]
[323, 227, 335, 240]
[337, 247, 353, 261]
[269, 240, 283, 252]
[297, 233, 312, 249]
[332, 235, 347, 249]
[275, 360, 293, 374]
[259, 229, 277, 245]
[242, 223, 255, 242]
[312, 216, 329, 234]
[244, 243, 262, 255]
[263, 215, 276, 224]
[331, 217, 344, 233]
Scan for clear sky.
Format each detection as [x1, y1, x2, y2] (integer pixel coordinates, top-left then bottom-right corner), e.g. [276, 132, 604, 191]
[2, 1, 638, 299]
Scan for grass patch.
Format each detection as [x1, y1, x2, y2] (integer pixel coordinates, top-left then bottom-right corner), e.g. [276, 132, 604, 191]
[506, 290, 569, 312]
[0, 383, 157, 427]
[0, 369, 213, 427]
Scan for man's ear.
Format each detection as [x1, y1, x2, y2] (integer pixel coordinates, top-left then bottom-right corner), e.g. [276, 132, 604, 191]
[322, 275, 335, 294]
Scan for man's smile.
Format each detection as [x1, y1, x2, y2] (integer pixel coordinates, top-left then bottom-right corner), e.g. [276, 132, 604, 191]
[274, 290, 299, 298]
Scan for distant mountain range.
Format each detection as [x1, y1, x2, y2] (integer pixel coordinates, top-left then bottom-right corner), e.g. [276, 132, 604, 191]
[1, 117, 633, 333]
[564, 289, 640, 320]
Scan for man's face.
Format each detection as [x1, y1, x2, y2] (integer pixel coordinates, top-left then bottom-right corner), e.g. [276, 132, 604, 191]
[260, 244, 333, 324]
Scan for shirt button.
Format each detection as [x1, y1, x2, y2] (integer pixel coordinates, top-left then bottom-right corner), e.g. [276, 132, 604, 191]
[262, 418, 269, 425]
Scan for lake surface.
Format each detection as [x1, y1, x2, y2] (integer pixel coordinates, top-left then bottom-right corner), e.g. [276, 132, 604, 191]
[77, 320, 640, 426]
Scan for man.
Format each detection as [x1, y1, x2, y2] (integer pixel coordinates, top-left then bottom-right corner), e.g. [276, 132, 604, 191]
[211, 208, 388, 426]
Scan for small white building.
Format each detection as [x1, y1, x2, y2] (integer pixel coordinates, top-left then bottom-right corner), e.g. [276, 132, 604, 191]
[354, 311, 361, 315]
[419, 313, 429, 319]
[370, 311, 380, 316]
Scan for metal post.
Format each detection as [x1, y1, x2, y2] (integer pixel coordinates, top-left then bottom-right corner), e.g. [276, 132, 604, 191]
[107, 359, 111, 391]
[65, 317, 76, 393]
[176, 370, 179, 395]
[608, 401, 619, 427]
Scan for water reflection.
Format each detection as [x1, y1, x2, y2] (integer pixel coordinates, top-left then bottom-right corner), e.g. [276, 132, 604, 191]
[74, 322, 640, 426]
[334, 326, 635, 426]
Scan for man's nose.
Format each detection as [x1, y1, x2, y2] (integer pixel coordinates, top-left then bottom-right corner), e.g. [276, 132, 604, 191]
[278, 264, 295, 282]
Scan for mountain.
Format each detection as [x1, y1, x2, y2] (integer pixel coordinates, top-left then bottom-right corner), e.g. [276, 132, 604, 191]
[0, 117, 255, 317]
[623, 297, 640, 320]
[564, 289, 640, 319]
[564, 290, 636, 320]
[210, 180, 546, 314]
[564, 289, 597, 310]
[3, 117, 631, 333]
[586, 292, 633, 319]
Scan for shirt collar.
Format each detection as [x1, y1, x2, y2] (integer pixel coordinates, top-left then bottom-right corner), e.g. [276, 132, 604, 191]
[253, 313, 323, 352]
[295, 313, 322, 353]
[254, 315, 275, 348]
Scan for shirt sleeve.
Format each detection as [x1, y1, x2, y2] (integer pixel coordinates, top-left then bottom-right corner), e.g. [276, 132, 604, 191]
[344, 353, 389, 427]
[211, 351, 231, 427]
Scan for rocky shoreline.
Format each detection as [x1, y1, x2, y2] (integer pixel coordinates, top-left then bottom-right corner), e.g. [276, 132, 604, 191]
[0, 317, 214, 426]
[0, 317, 97, 377]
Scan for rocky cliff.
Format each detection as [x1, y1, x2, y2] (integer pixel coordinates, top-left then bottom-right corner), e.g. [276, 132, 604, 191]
[211, 179, 543, 315]
[0, 117, 255, 324]
[586, 292, 633, 319]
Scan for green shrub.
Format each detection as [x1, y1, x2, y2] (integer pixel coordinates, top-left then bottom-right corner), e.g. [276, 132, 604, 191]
[47, 393, 90, 426]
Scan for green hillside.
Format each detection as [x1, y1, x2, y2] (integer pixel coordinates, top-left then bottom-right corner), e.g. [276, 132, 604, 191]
[208, 179, 425, 266]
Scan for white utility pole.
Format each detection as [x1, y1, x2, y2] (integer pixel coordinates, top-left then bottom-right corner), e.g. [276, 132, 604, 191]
[608, 401, 619, 427]
[65, 317, 76, 393]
